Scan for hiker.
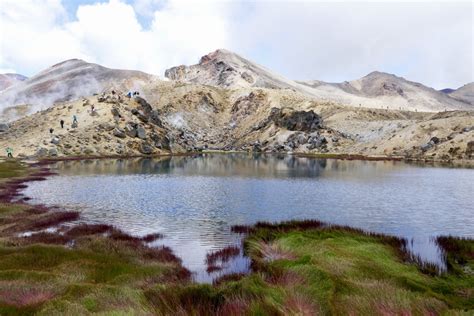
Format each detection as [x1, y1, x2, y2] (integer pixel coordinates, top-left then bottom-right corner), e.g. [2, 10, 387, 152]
[49, 128, 54, 134]
[73, 115, 78, 125]
[126, 91, 132, 98]
[91, 104, 95, 113]
[6, 147, 13, 158]
[60, 120, 64, 128]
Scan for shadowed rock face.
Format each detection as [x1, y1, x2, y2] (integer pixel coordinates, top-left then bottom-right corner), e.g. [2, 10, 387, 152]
[270, 107, 322, 132]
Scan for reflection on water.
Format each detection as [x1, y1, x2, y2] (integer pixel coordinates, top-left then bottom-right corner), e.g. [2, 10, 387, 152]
[23, 154, 474, 282]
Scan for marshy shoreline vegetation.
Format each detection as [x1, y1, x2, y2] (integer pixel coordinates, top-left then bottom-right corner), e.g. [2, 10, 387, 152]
[0, 159, 472, 315]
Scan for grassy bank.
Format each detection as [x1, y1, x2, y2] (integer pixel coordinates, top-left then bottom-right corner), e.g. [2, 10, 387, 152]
[228, 222, 473, 315]
[0, 161, 472, 315]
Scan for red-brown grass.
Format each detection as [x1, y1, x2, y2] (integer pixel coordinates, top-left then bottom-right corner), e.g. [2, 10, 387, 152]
[206, 246, 240, 266]
[108, 229, 144, 242]
[0, 165, 56, 203]
[436, 235, 473, 271]
[24, 205, 50, 215]
[141, 245, 183, 264]
[437, 236, 474, 260]
[265, 270, 306, 287]
[231, 225, 253, 234]
[18, 232, 72, 245]
[284, 294, 319, 316]
[25, 211, 80, 231]
[141, 232, 164, 242]
[206, 264, 222, 274]
[0, 287, 55, 307]
[65, 223, 113, 237]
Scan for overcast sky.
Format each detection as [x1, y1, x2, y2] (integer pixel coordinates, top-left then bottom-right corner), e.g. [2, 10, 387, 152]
[0, 0, 472, 89]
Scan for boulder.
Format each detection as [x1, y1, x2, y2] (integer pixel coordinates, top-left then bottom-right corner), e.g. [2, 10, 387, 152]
[252, 142, 263, 152]
[99, 123, 115, 131]
[296, 133, 308, 145]
[51, 137, 60, 145]
[150, 133, 171, 150]
[466, 141, 474, 156]
[125, 123, 138, 138]
[113, 128, 126, 138]
[135, 97, 153, 113]
[139, 142, 153, 154]
[136, 111, 149, 123]
[269, 107, 322, 132]
[307, 132, 327, 150]
[136, 125, 147, 140]
[48, 148, 58, 156]
[149, 110, 163, 127]
[0, 123, 9, 132]
[35, 147, 48, 157]
[111, 107, 121, 118]
[420, 142, 433, 152]
[115, 144, 125, 155]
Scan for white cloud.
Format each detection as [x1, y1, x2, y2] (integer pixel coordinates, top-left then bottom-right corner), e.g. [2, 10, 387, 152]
[0, 0, 471, 88]
[229, 1, 473, 89]
[0, 0, 79, 74]
[0, 0, 230, 77]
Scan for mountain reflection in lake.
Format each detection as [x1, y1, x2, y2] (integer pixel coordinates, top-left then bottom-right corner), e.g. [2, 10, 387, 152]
[23, 154, 474, 282]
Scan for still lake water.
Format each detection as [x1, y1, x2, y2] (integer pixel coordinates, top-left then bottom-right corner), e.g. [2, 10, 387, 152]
[23, 154, 474, 282]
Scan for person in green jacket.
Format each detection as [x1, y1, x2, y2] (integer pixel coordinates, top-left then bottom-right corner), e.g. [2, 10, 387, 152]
[6, 147, 13, 158]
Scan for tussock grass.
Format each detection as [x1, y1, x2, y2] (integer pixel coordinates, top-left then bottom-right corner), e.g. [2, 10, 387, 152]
[233, 222, 474, 315]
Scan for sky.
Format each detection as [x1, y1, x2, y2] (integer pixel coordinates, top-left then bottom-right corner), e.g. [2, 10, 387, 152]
[0, 0, 472, 89]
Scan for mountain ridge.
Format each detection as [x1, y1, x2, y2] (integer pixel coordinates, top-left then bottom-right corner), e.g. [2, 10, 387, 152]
[166, 49, 471, 112]
[0, 59, 156, 121]
[1, 49, 472, 124]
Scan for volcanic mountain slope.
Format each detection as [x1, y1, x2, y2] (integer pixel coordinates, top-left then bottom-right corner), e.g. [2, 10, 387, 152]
[166, 49, 471, 112]
[446, 83, 474, 105]
[0, 59, 157, 122]
[1, 82, 472, 164]
[0, 73, 27, 91]
[0, 50, 472, 163]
